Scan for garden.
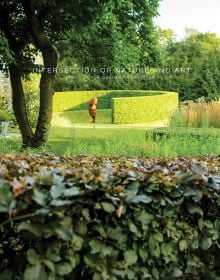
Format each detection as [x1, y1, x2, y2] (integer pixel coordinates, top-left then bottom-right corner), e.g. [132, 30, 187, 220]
[0, 0, 220, 280]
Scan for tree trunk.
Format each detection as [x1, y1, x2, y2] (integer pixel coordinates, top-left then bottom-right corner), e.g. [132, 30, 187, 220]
[9, 63, 34, 147]
[23, 0, 58, 148]
[31, 65, 56, 148]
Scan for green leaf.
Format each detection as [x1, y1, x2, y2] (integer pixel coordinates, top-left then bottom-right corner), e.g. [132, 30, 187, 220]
[187, 205, 203, 216]
[46, 242, 62, 262]
[124, 250, 138, 265]
[149, 236, 160, 257]
[171, 268, 183, 278]
[68, 254, 80, 268]
[139, 248, 148, 261]
[63, 187, 80, 197]
[152, 268, 159, 280]
[140, 267, 151, 278]
[183, 188, 203, 202]
[33, 188, 47, 206]
[27, 249, 40, 265]
[89, 240, 113, 256]
[42, 260, 55, 272]
[136, 211, 153, 227]
[55, 226, 73, 241]
[39, 167, 53, 185]
[50, 184, 63, 199]
[131, 194, 152, 204]
[52, 174, 64, 186]
[100, 202, 115, 213]
[50, 199, 71, 206]
[198, 218, 203, 231]
[179, 240, 187, 251]
[201, 237, 212, 250]
[124, 181, 140, 201]
[18, 221, 41, 237]
[153, 232, 164, 242]
[56, 262, 73, 276]
[128, 222, 138, 233]
[72, 233, 84, 251]
[0, 184, 13, 213]
[24, 264, 47, 280]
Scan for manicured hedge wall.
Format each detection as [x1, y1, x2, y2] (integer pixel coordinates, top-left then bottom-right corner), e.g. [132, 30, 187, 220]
[54, 90, 178, 124]
[0, 155, 219, 280]
[112, 92, 178, 124]
[53, 90, 165, 112]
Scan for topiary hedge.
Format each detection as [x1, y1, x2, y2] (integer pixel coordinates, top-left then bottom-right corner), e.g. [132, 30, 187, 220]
[53, 90, 178, 124]
[0, 155, 219, 280]
[112, 92, 178, 124]
[53, 90, 162, 112]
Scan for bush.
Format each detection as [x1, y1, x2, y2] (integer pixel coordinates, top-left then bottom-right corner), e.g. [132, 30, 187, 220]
[0, 155, 219, 280]
[0, 110, 11, 122]
[22, 74, 40, 127]
[112, 92, 178, 124]
[147, 127, 220, 141]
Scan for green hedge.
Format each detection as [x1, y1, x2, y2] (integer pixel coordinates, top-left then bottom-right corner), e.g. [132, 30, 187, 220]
[112, 92, 178, 124]
[147, 127, 220, 140]
[0, 155, 220, 280]
[53, 90, 168, 112]
[53, 90, 178, 124]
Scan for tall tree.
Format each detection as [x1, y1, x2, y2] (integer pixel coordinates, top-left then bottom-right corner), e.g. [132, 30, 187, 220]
[55, 0, 161, 91]
[0, 0, 160, 147]
[148, 29, 220, 100]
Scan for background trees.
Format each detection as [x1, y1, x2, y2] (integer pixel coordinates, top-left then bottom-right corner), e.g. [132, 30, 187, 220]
[147, 29, 220, 100]
[55, 0, 160, 91]
[56, 25, 220, 102]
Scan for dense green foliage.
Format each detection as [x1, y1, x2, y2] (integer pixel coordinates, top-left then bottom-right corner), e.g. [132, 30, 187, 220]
[0, 94, 12, 122]
[147, 127, 220, 140]
[55, 0, 160, 91]
[55, 28, 220, 102]
[112, 92, 178, 124]
[22, 74, 40, 127]
[147, 29, 220, 101]
[0, 155, 219, 279]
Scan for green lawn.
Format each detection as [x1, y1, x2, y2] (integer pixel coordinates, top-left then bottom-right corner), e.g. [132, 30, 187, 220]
[1, 109, 220, 156]
[1, 125, 220, 157]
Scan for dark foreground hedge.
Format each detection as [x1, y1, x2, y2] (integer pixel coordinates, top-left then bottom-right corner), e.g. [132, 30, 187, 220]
[0, 155, 220, 280]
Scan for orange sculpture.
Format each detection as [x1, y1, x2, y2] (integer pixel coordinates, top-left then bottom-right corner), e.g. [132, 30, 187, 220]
[88, 97, 98, 123]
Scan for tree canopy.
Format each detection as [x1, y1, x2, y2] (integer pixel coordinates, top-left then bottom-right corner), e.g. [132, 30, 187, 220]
[0, 0, 160, 147]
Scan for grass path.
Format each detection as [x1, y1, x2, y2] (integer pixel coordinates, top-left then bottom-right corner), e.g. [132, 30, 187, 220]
[52, 112, 169, 129]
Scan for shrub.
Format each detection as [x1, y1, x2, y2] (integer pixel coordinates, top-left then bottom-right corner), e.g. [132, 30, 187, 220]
[147, 127, 220, 141]
[22, 74, 40, 127]
[112, 92, 178, 124]
[0, 110, 11, 122]
[0, 155, 219, 280]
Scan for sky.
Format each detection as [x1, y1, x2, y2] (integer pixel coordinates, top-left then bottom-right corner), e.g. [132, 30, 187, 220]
[154, 0, 220, 39]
